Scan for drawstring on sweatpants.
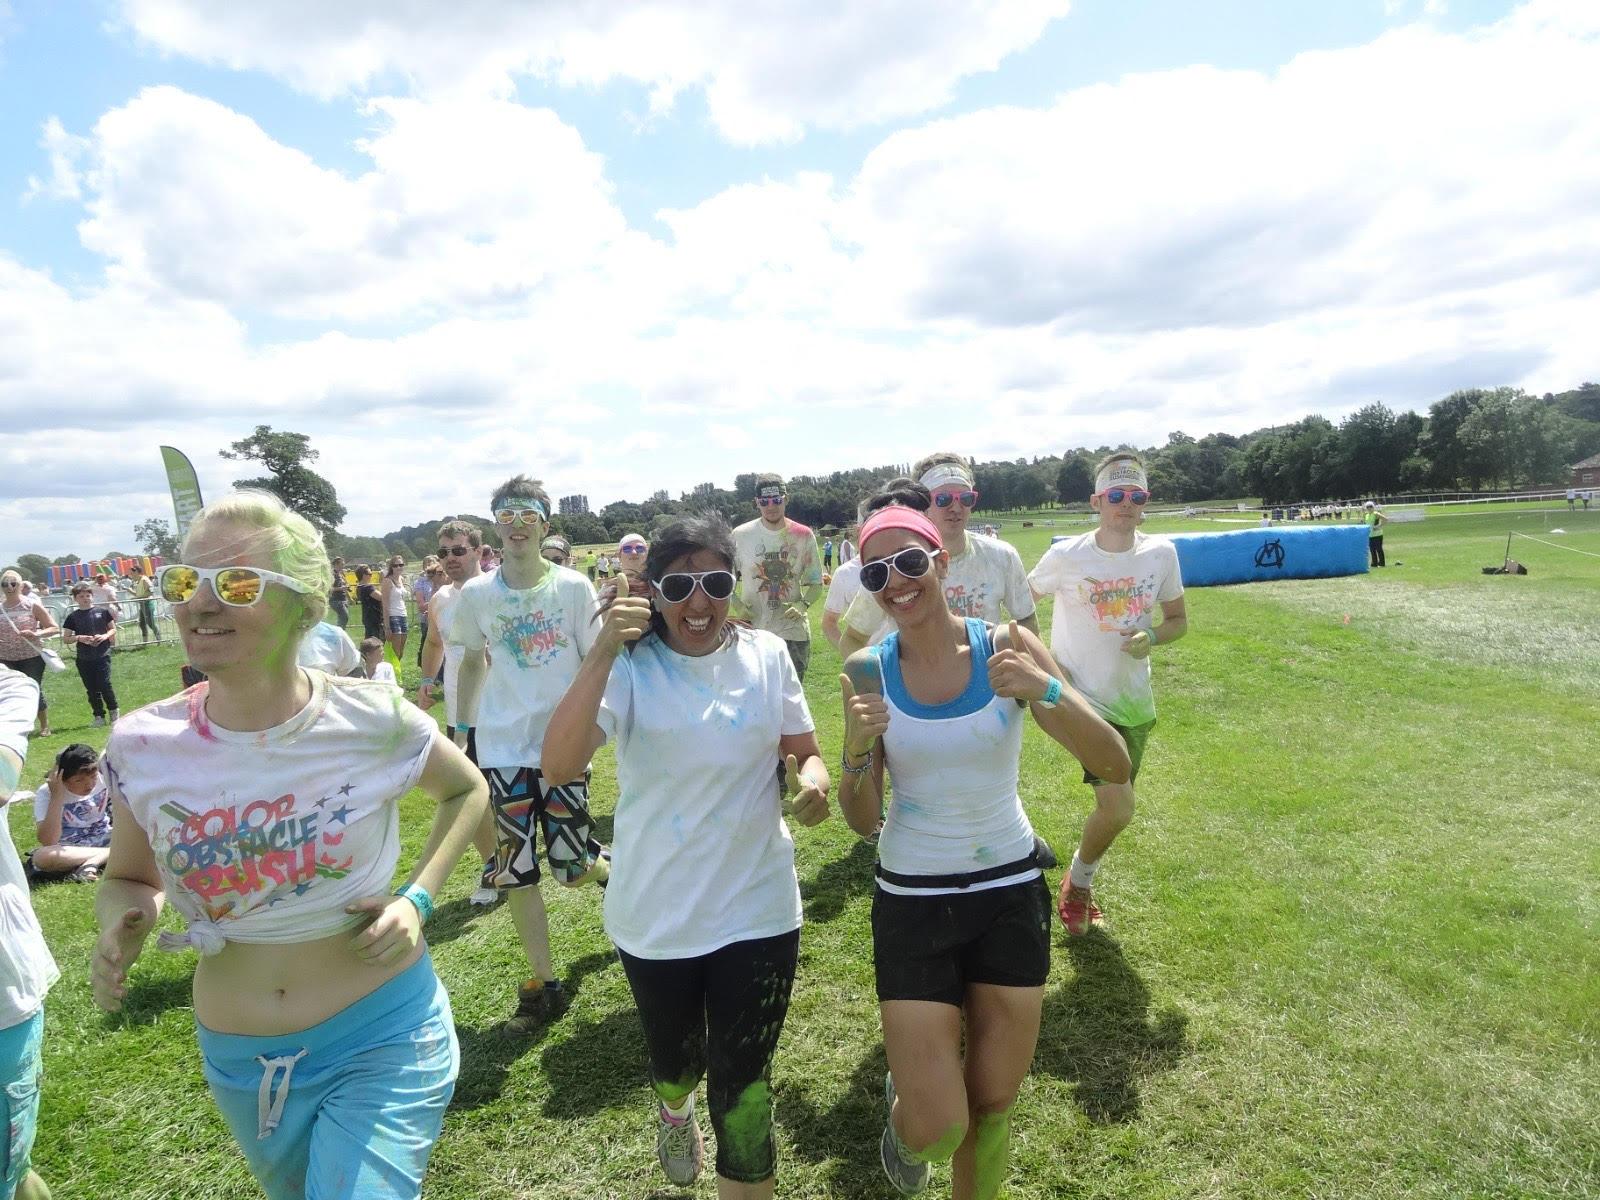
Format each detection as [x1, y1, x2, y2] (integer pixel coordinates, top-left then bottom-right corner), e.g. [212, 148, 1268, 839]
[254, 1048, 308, 1140]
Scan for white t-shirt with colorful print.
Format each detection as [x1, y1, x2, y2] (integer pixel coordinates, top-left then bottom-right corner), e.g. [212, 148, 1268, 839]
[103, 671, 436, 949]
[842, 532, 1035, 644]
[1027, 530, 1184, 727]
[448, 565, 598, 769]
[732, 518, 823, 643]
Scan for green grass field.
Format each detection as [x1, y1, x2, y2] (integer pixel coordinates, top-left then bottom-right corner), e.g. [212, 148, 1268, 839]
[12, 505, 1599, 1199]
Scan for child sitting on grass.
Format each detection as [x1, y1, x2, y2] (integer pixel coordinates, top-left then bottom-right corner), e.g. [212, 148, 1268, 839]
[31, 742, 111, 882]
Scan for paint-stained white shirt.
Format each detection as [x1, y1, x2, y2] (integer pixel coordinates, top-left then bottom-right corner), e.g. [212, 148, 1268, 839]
[596, 628, 812, 958]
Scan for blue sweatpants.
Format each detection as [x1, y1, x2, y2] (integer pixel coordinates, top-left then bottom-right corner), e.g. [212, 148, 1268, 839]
[197, 954, 457, 1200]
[0, 1008, 44, 1200]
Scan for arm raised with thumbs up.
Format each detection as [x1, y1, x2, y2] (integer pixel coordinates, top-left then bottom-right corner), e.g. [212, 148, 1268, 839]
[837, 650, 891, 837]
[780, 748, 830, 828]
[992, 620, 1131, 785]
[542, 592, 652, 786]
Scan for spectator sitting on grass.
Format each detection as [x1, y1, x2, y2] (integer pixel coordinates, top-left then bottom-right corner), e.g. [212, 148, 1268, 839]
[32, 743, 111, 881]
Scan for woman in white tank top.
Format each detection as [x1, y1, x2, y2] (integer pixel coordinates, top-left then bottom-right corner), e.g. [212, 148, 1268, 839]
[837, 493, 1129, 1200]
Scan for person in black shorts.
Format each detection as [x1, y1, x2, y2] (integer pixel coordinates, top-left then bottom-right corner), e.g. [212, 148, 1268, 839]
[837, 496, 1127, 1199]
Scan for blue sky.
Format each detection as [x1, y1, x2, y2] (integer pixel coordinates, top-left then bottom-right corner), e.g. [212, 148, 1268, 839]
[2, 0, 1594, 563]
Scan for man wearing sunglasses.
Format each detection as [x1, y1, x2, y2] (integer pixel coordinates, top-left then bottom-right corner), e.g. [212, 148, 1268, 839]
[540, 535, 573, 568]
[447, 478, 610, 1029]
[1027, 452, 1188, 936]
[838, 453, 1040, 659]
[418, 521, 499, 906]
[732, 473, 825, 680]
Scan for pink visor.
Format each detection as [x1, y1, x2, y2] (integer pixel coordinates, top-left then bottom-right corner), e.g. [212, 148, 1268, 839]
[858, 506, 944, 554]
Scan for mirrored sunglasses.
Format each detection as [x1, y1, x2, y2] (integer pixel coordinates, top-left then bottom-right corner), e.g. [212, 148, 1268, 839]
[757, 495, 785, 507]
[158, 564, 314, 607]
[932, 490, 979, 509]
[494, 505, 548, 525]
[1103, 488, 1149, 506]
[653, 570, 736, 604]
[860, 546, 934, 593]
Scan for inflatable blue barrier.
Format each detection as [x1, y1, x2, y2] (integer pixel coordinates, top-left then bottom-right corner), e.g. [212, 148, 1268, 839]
[1050, 526, 1370, 585]
[1166, 525, 1369, 586]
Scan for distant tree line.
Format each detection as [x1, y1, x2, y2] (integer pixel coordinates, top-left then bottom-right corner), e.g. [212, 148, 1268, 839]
[7, 386, 1596, 583]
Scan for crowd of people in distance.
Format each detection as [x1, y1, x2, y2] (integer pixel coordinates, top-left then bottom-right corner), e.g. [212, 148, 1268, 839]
[2, 449, 1191, 1200]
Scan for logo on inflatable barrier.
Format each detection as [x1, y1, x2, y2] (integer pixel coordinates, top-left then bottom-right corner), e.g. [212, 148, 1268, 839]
[1254, 539, 1285, 569]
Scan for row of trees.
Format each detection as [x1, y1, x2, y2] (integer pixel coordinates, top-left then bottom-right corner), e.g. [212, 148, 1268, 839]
[973, 384, 1600, 509]
[6, 385, 1597, 583]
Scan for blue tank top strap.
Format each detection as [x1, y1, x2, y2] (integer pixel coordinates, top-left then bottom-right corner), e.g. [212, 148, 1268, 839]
[878, 620, 998, 719]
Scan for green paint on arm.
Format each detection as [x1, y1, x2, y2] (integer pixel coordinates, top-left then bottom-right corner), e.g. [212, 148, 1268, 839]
[720, 1080, 774, 1172]
[972, 1109, 1011, 1198]
[0, 750, 20, 798]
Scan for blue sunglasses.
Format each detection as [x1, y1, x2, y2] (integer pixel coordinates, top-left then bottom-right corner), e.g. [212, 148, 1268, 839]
[1102, 488, 1149, 506]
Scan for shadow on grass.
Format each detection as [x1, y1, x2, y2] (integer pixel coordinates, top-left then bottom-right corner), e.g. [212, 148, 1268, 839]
[452, 950, 618, 1112]
[112, 970, 196, 1025]
[1035, 929, 1188, 1124]
[799, 836, 877, 924]
[776, 1043, 889, 1197]
[421, 896, 496, 949]
[538, 1004, 651, 1119]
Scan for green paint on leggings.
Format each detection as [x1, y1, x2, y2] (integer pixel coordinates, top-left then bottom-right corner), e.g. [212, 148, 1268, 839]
[910, 1120, 965, 1164]
[972, 1110, 1011, 1199]
[720, 1081, 773, 1169]
[652, 1072, 700, 1106]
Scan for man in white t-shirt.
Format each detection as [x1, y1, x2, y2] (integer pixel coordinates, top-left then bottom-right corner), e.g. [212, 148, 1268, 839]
[449, 477, 609, 1030]
[418, 519, 495, 905]
[731, 472, 824, 680]
[1028, 452, 1188, 936]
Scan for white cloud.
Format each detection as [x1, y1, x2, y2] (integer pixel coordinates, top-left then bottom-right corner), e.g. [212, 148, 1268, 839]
[833, 9, 1600, 334]
[6, 1, 1600, 562]
[23, 117, 87, 202]
[64, 86, 623, 319]
[114, 0, 1070, 144]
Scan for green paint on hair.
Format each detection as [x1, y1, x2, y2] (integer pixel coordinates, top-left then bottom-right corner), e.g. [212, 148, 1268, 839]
[972, 1109, 1011, 1198]
[720, 1080, 773, 1166]
[910, 1120, 965, 1165]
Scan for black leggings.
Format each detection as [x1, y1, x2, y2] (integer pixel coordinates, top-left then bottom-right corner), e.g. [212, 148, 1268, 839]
[0, 656, 46, 713]
[617, 929, 800, 1184]
[1369, 535, 1386, 567]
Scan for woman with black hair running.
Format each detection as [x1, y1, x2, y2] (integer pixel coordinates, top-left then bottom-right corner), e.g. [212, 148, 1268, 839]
[544, 512, 830, 1199]
[837, 491, 1129, 1200]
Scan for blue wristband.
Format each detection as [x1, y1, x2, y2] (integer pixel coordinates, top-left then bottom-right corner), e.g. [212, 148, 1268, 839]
[394, 882, 434, 925]
[1040, 677, 1063, 707]
[453, 722, 470, 734]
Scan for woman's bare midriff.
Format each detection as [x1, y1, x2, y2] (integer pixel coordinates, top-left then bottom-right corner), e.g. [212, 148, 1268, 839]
[192, 926, 425, 1036]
